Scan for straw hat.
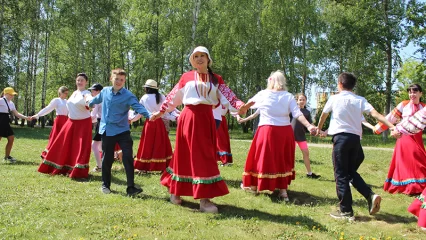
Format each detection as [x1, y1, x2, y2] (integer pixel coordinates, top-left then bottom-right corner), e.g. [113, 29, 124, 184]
[189, 46, 213, 68]
[143, 79, 158, 89]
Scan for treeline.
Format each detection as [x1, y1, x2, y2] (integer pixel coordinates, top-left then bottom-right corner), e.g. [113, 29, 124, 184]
[1, 0, 426, 128]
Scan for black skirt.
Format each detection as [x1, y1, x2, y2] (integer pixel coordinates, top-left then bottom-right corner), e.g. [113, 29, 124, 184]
[0, 112, 14, 137]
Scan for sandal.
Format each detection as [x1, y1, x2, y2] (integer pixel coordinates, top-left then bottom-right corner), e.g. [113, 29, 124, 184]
[240, 183, 258, 194]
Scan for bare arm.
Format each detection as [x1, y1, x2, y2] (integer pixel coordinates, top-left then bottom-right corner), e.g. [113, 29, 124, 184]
[237, 110, 259, 123]
[370, 109, 395, 129]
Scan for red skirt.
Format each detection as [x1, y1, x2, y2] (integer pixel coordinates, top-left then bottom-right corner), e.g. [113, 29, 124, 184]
[134, 118, 173, 172]
[408, 190, 426, 228]
[38, 117, 92, 178]
[383, 132, 426, 195]
[216, 115, 233, 164]
[160, 104, 229, 199]
[41, 115, 68, 159]
[242, 125, 296, 191]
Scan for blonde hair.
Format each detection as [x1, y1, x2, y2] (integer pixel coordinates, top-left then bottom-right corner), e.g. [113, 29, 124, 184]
[58, 86, 69, 97]
[267, 71, 287, 91]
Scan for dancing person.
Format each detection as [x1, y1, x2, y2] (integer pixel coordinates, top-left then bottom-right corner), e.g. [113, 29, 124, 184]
[89, 68, 151, 196]
[132, 79, 172, 173]
[31, 86, 69, 158]
[0, 87, 31, 163]
[317, 72, 395, 221]
[374, 84, 426, 195]
[89, 83, 104, 172]
[150, 46, 251, 213]
[240, 71, 316, 202]
[38, 73, 93, 178]
[291, 93, 320, 179]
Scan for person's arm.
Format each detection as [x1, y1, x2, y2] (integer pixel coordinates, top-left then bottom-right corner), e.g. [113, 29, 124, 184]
[317, 112, 329, 134]
[11, 109, 30, 121]
[296, 115, 316, 134]
[237, 109, 260, 123]
[370, 109, 395, 130]
[361, 120, 375, 132]
[88, 90, 103, 107]
[33, 99, 58, 118]
[129, 94, 151, 119]
[392, 107, 426, 137]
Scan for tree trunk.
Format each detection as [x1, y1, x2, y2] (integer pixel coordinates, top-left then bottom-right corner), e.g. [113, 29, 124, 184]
[41, 29, 50, 128]
[13, 40, 21, 125]
[191, 0, 201, 47]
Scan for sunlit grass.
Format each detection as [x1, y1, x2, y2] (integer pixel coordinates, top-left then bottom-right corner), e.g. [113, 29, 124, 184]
[0, 126, 423, 239]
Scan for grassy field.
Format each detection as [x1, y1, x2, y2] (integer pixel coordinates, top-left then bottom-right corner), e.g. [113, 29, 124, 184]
[0, 126, 424, 239]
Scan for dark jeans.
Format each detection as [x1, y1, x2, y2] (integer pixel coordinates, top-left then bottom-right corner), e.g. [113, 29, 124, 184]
[215, 119, 221, 129]
[101, 131, 135, 189]
[332, 133, 373, 213]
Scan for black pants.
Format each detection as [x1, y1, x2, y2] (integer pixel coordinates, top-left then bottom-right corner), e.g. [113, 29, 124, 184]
[101, 131, 135, 189]
[332, 133, 373, 213]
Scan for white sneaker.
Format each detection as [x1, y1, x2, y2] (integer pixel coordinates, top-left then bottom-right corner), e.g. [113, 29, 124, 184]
[4, 156, 16, 163]
[92, 166, 102, 172]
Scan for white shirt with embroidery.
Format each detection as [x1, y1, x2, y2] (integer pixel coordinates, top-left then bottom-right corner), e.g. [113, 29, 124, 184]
[67, 90, 91, 120]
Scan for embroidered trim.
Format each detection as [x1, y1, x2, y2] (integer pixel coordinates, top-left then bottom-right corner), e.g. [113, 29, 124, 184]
[385, 177, 426, 186]
[165, 167, 223, 184]
[161, 84, 180, 112]
[218, 84, 244, 110]
[134, 155, 172, 163]
[41, 159, 89, 170]
[243, 171, 294, 179]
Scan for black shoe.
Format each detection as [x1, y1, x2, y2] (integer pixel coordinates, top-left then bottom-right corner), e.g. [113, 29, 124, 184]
[101, 185, 111, 194]
[4, 156, 17, 163]
[306, 173, 320, 179]
[127, 185, 143, 196]
[330, 210, 355, 221]
[367, 194, 381, 215]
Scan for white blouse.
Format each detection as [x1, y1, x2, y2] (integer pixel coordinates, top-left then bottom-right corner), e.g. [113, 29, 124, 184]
[67, 90, 91, 120]
[0, 97, 16, 113]
[35, 98, 68, 118]
[249, 90, 302, 126]
[140, 94, 165, 113]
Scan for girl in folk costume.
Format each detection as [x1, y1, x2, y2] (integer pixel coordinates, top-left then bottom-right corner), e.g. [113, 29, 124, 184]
[391, 108, 426, 231]
[150, 46, 251, 213]
[132, 79, 173, 172]
[0, 87, 31, 163]
[38, 73, 93, 179]
[215, 105, 233, 166]
[240, 71, 316, 202]
[374, 84, 426, 195]
[31, 86, 69, 159]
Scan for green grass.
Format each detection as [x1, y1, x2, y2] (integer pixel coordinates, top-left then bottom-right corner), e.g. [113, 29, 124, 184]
[0, 126, 424, 239]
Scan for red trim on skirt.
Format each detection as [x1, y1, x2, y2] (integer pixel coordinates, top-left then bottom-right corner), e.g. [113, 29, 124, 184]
[160, 104, 229, 199]
[216, 116, 233, 164]
[41, 115, 68, 159]
[38, 117, 92, 178]
[134, 118, 173, 172]
[242, 125, 296, 191]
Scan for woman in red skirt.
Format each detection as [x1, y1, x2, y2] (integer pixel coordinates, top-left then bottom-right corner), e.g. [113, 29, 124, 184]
[374, 84, 426, 195]
[150, 46, 250, 213]
[240, 71, 315, 202]
[215, 105, 233, 166]
[38, 73, 93, 179]
[133, 79, 172, 172]
[31, 86, 69, 159]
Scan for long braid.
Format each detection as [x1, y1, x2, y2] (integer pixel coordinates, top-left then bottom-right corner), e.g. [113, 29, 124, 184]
[207, 66, 218, 86]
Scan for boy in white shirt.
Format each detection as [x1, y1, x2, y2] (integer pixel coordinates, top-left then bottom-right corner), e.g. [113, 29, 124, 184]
[317, 72, 395, 221]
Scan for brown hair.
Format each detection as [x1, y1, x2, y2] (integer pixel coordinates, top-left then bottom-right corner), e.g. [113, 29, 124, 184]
[76, 73, 88, 81]
[58, 86, 69, 97]
[111, 68, 127, 77]
[338, 72, 356, 90]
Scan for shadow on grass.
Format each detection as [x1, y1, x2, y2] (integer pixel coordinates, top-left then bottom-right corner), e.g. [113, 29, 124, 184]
[1, 160, 40, 166]
[353, 212, 416, 224]
[296, 159, 324, 165]
[87, 174, 128, 186]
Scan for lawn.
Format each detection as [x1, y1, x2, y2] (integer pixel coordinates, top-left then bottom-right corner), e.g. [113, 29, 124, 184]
[0, 126, 424, 240]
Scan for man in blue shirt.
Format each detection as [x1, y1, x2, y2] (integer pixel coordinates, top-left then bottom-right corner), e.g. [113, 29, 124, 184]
[89, 68, 151, 196]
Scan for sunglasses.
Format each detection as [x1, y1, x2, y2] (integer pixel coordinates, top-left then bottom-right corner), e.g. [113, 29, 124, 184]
[407, 87, 420, 93]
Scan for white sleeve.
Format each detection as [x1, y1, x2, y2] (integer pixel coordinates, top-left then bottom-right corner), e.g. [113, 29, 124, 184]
[36, 98, 59, 117]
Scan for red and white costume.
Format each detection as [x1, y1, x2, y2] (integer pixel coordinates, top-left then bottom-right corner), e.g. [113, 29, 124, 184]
[375, 100, 426, 195]
[216, 105, 233, 164]
[38, 90, 92, 178]
[35, 98, 69, 158]
[134, 93, 173, 172]
[160, 70, 244, 199]
[242, 90, 302, 192]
